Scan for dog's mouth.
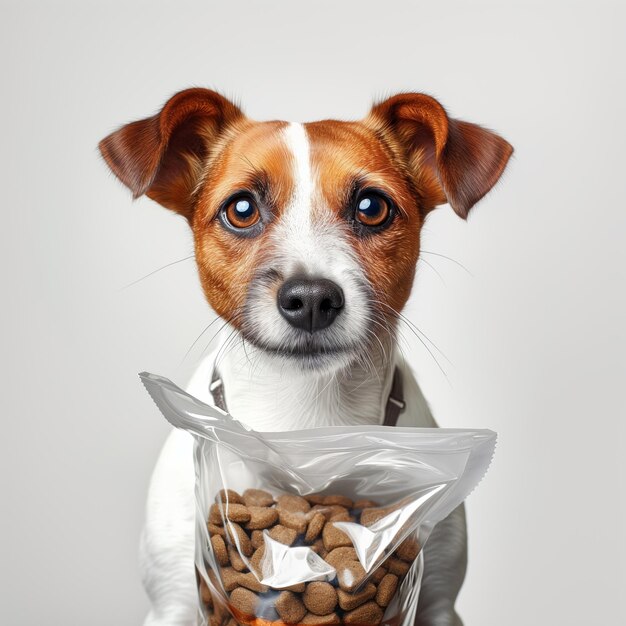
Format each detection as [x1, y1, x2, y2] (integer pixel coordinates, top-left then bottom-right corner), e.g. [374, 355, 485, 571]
[240, 330, 360, 365]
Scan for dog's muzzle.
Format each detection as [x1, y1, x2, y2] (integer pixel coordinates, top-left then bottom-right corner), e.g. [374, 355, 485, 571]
[277, 277, 344, 333]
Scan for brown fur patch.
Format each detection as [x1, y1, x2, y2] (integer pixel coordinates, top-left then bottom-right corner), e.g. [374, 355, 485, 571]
[192, 121, 293, 322]
[305, 120, 423, 314]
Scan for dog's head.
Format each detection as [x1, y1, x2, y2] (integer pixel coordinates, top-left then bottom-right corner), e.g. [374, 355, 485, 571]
[100, 89, 512, 372]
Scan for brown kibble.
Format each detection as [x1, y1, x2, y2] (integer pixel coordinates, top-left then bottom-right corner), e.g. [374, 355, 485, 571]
[209, 502, 251, 525]
[217, 489, 244, 504]
[303, 581, 338, 615]
[230, 586, 258, 616]
[199, 577, 213, 605]
[210, 535, 229, 566]
[283, 582, 306, 593]
[313, 504, 350, 521]
[242, 488, 274, 507]
[251, 530, 265, 549]
[276, 494, 311, 513]
[267, 524, 298, 546]
[249, 545, 266, 577]
[208, 503, 225, 525]
[375, 573, 399, 607]
[275, 590, 307, 623]
[311, 538, 327, 558]
[344, 601, 384, 625]
[228, 545, 248, 572]
[337, 582, 377, 611]
[329, 511, 353, 523]
[325, 547, 358, 567]
[246, 506, 279, 530]
[225, 503, 252, 523]
[353, 499, 379, 510]
[304, 494, 326, 505]
[221, 566, 240, 592]
[370, 566, 387, 584]
[395, 537, 421, 562]
[323, 495, 353, 508]
[279, 509, 309, 533]
[305, 512, 326, 542]
[207, 522, 225, 537]
[225, 522, 253, 556]
[336, 561, 366, 592]
[301, 612, 341, 625]
[322, 521, 353, 551]
[237, 571, 269, 593]
[386, 557, 410, 577]
[359, 507, 389, 527]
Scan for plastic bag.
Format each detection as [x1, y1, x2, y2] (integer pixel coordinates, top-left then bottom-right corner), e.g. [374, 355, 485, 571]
[141, 372, 496, 626]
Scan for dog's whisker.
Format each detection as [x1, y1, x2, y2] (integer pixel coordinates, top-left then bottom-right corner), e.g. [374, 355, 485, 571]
[182, 314, 231, 364]
[421, 250, 473, 276]
[373, 299, 453, 366]
[370, 300, 450, 382]
[119, 255, 195, 291]
[418, 257, 446, 285]
[198, 310, 244, 362]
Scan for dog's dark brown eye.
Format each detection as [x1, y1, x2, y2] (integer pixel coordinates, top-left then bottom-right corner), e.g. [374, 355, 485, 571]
[355, 193, 390, 227]
[224, 197, 260, 229]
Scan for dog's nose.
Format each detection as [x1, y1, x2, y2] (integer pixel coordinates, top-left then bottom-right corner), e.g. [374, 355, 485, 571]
[277, 278, 344, 333]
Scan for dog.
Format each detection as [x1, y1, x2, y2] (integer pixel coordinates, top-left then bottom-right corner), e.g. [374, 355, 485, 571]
[99, 88, 512, 626]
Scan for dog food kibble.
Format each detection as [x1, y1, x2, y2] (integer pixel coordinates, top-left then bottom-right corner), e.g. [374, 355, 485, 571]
[218, 489, 246, 504]
[202, 490, 422, 626]
[243, 489, 275, 508]
[337, 583, 377, 611]
[276, 494, 311, 513]
[230, 587, 259, 615]
[278, 509, 309, 534]
[322, 522, 353, 551]
[225, 523, 253, 557]
[228, 546, 248, 572]
[395, 538, 420, 562]
[303, 582, 337, 615]
[267, 524, 298, 546]
[343, 601, 384, 625]
[276, 591, 307, 623]
[246, 506, 279, 530]
[211, 535, 229, 566]
[250, 530, 265, 549]
[375, 574, 398, 608]
[304, 512, 326, 542]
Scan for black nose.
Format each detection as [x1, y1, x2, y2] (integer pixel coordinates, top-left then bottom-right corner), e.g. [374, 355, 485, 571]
[277, 278, 344, 333]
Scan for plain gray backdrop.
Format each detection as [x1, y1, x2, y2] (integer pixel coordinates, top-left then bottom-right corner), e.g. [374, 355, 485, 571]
[2, 1, 624, 624]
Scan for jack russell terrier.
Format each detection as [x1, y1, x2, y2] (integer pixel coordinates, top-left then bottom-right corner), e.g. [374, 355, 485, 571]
[100, 88, 512, 626]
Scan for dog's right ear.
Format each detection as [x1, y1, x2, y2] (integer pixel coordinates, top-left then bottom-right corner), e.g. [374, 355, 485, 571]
[99, 88, 244, 220]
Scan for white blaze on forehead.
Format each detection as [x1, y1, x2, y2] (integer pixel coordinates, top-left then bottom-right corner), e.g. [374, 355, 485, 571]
[281, 122, 313, 236]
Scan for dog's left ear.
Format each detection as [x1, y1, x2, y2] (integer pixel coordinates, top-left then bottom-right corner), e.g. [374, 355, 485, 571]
[368, 93, 513, 218]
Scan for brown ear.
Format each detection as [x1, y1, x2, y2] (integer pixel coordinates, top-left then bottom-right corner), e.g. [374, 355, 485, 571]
[99, 88, 244, 219]
[368, 93, 513, 218]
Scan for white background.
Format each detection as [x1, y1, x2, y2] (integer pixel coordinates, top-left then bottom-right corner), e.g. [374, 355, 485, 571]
[1, 1, 624, 624]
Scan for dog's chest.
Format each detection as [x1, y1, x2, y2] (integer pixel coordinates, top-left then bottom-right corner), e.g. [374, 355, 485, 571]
[219, 360, 389, 431]
[187, 347, 393, 431]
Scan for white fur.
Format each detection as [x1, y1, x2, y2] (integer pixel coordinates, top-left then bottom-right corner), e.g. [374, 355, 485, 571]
[140, 123, 468, 626]
[242, 123, 371, 364]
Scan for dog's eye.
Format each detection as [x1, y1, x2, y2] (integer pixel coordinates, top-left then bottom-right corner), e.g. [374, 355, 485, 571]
[355, 193, 391, 227]
[223, 197, 260, 229]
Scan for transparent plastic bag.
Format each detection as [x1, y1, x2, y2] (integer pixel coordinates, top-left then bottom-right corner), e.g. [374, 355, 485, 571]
[141, 372, 496, 626]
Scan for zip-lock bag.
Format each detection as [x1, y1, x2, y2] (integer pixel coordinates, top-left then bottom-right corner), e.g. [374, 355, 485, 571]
[141, 372, 496, 626]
